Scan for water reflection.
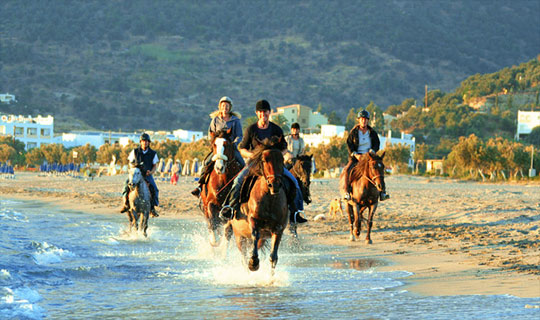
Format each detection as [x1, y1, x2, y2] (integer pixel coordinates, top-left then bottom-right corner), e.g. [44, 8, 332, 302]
[331, 258, 384, 270]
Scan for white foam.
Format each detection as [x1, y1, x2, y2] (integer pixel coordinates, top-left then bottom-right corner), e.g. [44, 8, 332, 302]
[0, 270, 10, 280]
[1, 286, 45, 319]
[32, 242, 75, 265]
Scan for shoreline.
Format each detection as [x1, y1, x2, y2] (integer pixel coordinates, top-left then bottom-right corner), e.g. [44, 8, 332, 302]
[1, 172, 539, 298]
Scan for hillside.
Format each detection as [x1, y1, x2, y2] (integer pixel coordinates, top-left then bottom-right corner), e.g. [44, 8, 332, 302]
[0, 0, 539, 131]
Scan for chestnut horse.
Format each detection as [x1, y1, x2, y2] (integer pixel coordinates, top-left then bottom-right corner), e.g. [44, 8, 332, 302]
[200, 129, 243, 246]
[229, 139, 289, 272]
[339, 152, 386, 244]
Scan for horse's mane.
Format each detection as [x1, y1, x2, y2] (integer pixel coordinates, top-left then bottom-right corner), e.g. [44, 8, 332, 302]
[349, 153, 382, 182]
[211, 128, 232, 142]
[291, 154, 312, 180]
[248, 136, 283, 177]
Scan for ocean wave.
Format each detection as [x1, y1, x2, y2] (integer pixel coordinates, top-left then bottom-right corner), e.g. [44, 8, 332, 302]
[30, 242, 75, 265]
[0, 286, 45, 320]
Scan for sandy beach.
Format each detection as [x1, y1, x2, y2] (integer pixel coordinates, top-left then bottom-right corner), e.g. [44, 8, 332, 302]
[1, 172, 539, 298]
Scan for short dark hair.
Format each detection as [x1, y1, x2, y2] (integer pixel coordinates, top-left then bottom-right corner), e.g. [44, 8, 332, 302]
[291, 122, 300, 129]
[255, 99, 271, 112]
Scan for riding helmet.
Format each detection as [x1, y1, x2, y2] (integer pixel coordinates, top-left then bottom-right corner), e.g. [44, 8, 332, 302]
[140, 133, 151, 142]
[357, 110, 370, 119]
[219, 96, 233, 108]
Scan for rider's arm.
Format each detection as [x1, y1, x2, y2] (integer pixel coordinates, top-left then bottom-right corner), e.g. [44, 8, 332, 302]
[148, 153, 159, 176]
[240, 148, 253, 159]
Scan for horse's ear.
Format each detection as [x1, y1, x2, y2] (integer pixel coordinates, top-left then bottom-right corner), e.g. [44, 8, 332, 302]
[380, 151, 385, 159]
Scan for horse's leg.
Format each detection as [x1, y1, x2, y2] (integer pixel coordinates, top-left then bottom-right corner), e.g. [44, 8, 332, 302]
[208, 203, 220, 247]
[357, 205, 368, 239]
[140, 208, 149, 237]
[352, 203, 361, 239]
[365, 203, 378, 245]
[248, 226, 260, 272]
[346, 202, 355, 241]
[269, 230, 283, 271]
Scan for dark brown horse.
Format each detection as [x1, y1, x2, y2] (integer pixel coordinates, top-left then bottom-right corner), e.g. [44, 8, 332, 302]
[339, 152, 386, 244]
[289, 154, 313, 205]
[200, 129, 242, 246]
[229, 139, 289, 272]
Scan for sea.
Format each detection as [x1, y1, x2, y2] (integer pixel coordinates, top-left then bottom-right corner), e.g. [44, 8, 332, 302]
[1, 198, 538, 319]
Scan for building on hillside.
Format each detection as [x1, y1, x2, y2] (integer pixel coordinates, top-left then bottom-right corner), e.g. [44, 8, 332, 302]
[0, 114, 54, 149]
[516, 110, 540, 141]
[380, 130, 416, 169]
[0, 93, 17, 104]
[270, 104, 328, 133]
[382, 113, 397, 131]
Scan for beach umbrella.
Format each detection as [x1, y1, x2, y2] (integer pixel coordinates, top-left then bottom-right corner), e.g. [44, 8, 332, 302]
[182, 160, 191, 176]
[165, 158, 173, 173]
[191, 158, 199, 176]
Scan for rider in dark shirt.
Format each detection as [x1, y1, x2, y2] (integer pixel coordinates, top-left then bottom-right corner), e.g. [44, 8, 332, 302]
[220, 99, 308, 224]
[120, 133, 160, 217]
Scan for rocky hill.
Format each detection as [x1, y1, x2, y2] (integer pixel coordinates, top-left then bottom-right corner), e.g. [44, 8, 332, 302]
[0, 0, 539, 132]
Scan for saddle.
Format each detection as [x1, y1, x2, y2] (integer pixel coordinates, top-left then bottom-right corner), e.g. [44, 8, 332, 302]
[239, 173, 296, 205]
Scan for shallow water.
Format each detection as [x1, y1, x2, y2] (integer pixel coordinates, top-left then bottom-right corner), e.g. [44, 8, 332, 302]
[1, 198, 538, 319]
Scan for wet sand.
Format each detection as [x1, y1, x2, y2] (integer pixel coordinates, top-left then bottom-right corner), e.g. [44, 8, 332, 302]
[1, 172, 539, 297]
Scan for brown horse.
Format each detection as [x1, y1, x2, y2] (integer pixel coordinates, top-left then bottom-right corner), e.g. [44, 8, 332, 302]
[340, 152, 386, 244]
[289, 154, 313, 205]
[200, 129, 242, 246]
[229, 139, 289, 272]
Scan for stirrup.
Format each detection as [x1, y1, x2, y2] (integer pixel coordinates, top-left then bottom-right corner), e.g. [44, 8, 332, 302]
[219, 205, 234, 220]
[343, 193, 351, 201]
[380, 192, 390, 201]
[292, 211, 308, 224]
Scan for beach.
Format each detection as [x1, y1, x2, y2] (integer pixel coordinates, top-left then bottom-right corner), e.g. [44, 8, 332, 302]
[1, 172, 539, 298]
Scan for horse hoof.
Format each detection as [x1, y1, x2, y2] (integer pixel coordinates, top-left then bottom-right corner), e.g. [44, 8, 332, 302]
[248, 257, 260, 271]
[365, 239, 372, 245]
[349, 235, 355, 242]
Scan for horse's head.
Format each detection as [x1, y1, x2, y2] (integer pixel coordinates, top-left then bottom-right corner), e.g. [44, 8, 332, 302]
[210, 129, 234, 174]
[128, 166, 143, 190]
[293, 154, 313, 204]
[261, 149, 284, 195]
[366, 151, 386, 192]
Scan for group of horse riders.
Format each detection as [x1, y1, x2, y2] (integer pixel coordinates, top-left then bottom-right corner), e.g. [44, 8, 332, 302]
[119, 97, 389, 220]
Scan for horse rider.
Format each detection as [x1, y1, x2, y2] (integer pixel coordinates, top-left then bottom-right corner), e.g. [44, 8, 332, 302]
[120, 133, 160, 217]
[191, 96, 245, 197]
[284, 122, 305, 169]
[341, 109, 390, 201]
[219, 99, 308, 224]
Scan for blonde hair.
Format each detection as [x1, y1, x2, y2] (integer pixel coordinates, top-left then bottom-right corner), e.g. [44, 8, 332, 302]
[209, 110, 241, 119]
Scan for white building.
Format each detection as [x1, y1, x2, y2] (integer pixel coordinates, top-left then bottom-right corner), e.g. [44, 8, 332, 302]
[0, 93, 17, 104]
[516, 110, 540, 140]
[61, 129, 204, 148]
[303, 124, 346, 147]
[172, 129, 204, 142]
[0, 114, 54, 149]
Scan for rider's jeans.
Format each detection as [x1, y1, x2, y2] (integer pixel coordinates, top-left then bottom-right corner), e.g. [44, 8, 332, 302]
[229, 163, 303, 211]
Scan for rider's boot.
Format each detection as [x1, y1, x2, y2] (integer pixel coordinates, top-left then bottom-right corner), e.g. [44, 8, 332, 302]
[289, 201, 308, 224]
[219, 196, 240, 220]
[119, 195, 129, 213]
[380, 190, 390, 201]
[150, 203, 159, 217]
